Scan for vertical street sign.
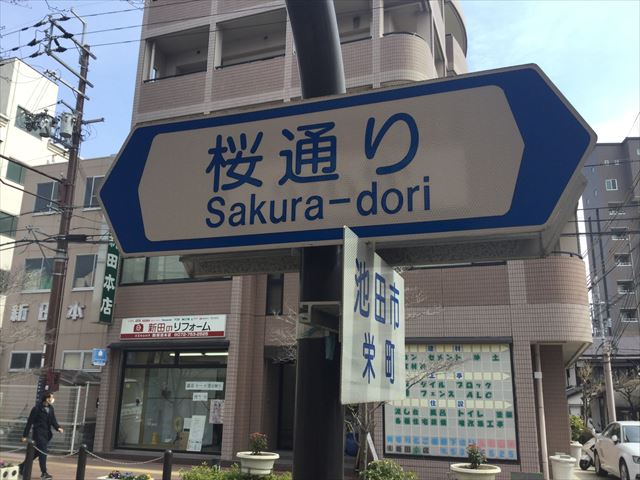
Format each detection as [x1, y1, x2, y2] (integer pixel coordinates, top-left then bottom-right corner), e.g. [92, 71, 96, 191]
[98, 234, 119, 324]
[342, 227, 405, 404]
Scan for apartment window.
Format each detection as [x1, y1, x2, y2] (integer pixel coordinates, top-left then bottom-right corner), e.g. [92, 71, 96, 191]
[620, 309, 638, 322]
[266, 273, 284, 315]
[84, 176, 104, 208]
[24, 257, 54, 291]
[9, 351, 42, 371]
[145, 26, 209, 80]
[615, 254, 632, 266]
[5, 159, 26, 185]
[335, 0, 371, 43]
[62, 351, 99, 371]
[15, 106, 40, 138]
[34, 181, 60, 213]
[605, 178, 618, 191]
[617, 280, 634, 294]
[218, 10, 286, 68]
[73, 254, 97, 289]
[121, 257, 146, 284]
[612, 228, 629, 241]
[604, 159, 610, 165]
[147, 256, 189, 282]
[0, 211, 18, 238]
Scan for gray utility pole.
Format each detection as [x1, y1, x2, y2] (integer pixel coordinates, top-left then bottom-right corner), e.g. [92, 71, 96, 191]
[41, 20, 94, 392]
[285, 1, 347, 479]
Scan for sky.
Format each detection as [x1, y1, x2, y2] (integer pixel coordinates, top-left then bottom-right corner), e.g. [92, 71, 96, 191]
[0, 0, 638, 159]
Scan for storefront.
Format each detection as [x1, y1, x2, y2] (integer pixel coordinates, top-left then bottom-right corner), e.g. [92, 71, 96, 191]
[112, 314, 228, 455]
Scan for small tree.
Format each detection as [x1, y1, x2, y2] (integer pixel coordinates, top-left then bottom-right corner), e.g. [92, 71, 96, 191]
[577, 360, 603, 427]
[614, 368, 640, 420]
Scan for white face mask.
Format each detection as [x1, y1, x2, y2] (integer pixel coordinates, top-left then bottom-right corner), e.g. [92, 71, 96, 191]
[48, 398, 55, 405]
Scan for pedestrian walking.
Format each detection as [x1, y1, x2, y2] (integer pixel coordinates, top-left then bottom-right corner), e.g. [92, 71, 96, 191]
[20, 392, 64, 479]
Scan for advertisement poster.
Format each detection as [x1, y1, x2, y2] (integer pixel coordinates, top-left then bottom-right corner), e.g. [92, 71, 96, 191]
[384, 344, 517, 461]
[210, 400, 225, 424]
[187, 415, 206, 452]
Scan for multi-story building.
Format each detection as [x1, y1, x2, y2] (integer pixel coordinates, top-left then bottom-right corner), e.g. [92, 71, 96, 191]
[0, 156, 113, 450]
[85, 1, 590, 478]
[0, 58, 67, 328]
[577, 136, 640, 424]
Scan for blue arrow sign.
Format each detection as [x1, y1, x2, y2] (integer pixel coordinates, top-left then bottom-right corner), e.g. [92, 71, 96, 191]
[100, 64, 595, 256]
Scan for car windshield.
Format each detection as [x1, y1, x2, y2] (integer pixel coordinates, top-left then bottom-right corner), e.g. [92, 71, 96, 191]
[622, 425, 640, 443]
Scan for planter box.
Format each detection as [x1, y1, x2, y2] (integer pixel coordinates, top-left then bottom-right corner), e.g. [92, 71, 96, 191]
[0, 466, 20, 480]
[450, 463, 501, 480]
[97, 477, 154, 480]
[236, 451, 280, 477]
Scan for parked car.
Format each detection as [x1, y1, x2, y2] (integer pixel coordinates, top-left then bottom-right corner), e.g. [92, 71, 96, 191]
[594, 421, 640, 480]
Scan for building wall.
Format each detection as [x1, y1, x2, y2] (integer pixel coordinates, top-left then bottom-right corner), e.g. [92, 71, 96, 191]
[0, 58, 67, 327]
[0, 157, 113, 379]
[582, 138, 640, 352]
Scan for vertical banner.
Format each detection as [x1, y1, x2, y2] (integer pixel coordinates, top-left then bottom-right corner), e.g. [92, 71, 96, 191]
[99, 234, 119, 324]
[341, 227, 405, 404]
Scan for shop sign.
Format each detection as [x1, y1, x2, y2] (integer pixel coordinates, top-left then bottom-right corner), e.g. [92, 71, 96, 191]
[185, 381, 223, 391]
[120, 314, 226, 339]
[92, 348, 107, 367]
[99, 235, 119, 324]
[384, 343, 517, 461]
[341, 227, 405, 404]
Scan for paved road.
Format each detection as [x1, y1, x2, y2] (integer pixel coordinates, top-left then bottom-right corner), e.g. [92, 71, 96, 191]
[574, 466, 599, 478]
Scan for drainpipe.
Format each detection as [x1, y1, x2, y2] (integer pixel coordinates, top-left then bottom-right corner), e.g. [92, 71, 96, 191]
[534, 344, 550, 480]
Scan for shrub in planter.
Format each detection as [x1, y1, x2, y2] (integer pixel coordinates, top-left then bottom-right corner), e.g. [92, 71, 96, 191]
[360, 459, 417, 480]
[570, 415, 585, 442]
[179, 463, 224, 480]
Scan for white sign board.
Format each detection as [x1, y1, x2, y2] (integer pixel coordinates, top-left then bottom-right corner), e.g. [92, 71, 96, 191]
[384, 344, 517, 460]
[341, 227, 405, 404]
[185, 381, 224, 391]
[192, 392, 208, 402]
[101, 66, 596, 257]
[120, 314, 226, 339]
[187, 414, 206, 452]
[209, 399, 224, 424]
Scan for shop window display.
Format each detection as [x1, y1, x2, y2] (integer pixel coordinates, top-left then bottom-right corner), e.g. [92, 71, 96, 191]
[117, 350, 227, 454]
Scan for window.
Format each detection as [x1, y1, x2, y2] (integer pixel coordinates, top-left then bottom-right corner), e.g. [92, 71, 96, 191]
[24, 257, 54, 290]
[5, 159, 25, 185]
[605, 178, 618, 191]
[145, 26, 209, 80]
[83, 176, 104, 208]
[608, 202, 625, 216]
[61, 350, 99, 371]
[266, 273, 284, 315]
[73, 254, 97, 289]
[612, 228, 629, 240]
[615, 254, 631, 266]
[604, 159, 610, 165]
[617, 280, 634, 294]
[335, 0, 371, 43]
[9, 351, 42, 371]
[218, 10, 286, 68]
[117, 350, 227, 453]
[34, 182, 60, 213]
[620, 309, 638, 322]
[0, 211, 18, 238]
[121, 256, 226, 284]
[15, 106, 40, 138]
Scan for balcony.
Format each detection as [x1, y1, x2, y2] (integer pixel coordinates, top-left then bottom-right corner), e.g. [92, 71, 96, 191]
[146, 0, 212, 30]
[446, 33, 468, 76]
[380, 32, 437, 85]
[138, 71, 206, 114]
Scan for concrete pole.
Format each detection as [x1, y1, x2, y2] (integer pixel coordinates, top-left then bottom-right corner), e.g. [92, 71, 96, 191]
[603, 341, 617, 423]
[534, 344, 550, 480]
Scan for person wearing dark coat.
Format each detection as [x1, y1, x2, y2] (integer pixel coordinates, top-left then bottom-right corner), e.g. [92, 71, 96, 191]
[20, 392, 63, 479]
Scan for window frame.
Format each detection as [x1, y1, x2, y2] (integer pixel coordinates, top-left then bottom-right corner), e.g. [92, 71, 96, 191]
[23, 257, 54, 292]
[83, 176, 104, 209]
[5, 159, 26, 185]
[61, 350, 101, 372]
[120, 256, 231, 286]
[614, 254, 632, 266]
[620, 309, 638, 323]
[72, 254, 98, 290]
[605, 178, 618, 191]
[611, 228, 629, 241]
[617, 280, 634, 295]
[0, 211, 18, 238]
[9, 351, 42, 371]
[33, 181, 60, 214]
